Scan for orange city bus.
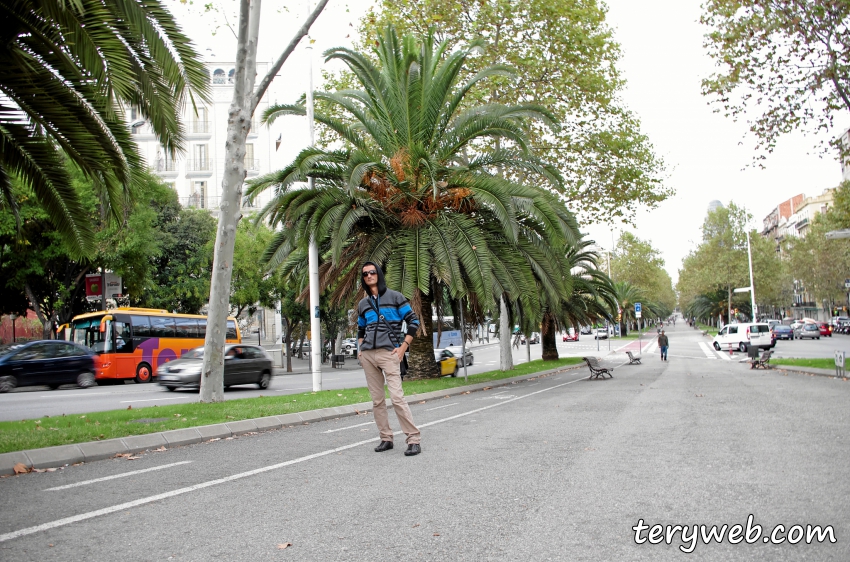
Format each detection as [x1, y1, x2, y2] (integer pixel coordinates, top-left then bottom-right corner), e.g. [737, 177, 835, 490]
[63, 307, 241, 383]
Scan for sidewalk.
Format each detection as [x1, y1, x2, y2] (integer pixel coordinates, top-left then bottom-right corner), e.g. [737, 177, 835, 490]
[0, 357, 578, 476]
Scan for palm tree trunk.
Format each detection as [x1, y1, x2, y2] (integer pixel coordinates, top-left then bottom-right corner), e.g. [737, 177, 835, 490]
[541, 310, 558, 360]
[407, 292, 441, 379]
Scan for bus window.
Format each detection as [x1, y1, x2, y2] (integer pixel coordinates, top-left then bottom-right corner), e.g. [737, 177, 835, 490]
[131, 316, 151, 337]
[114, 320, 132, 352]
[176, 318, 199, 338]
[198, 318, 207, 338]
[150, 316, 176, 338]
[226, 320, 238, 340]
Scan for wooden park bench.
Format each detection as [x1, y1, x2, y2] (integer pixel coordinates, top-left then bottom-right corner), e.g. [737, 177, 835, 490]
[749, 349, 773, 370]
[626, 351, 641, 365]
[582, 356, 613, 379]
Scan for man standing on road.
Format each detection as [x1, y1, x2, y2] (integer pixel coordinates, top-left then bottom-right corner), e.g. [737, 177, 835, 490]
[357, 262, 422, 456]
[658, 330, 669, 361]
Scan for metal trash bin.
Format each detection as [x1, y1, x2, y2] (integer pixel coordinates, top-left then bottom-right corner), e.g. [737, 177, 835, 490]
[747, 345, 760, 359]
[332, 354, 345, 367]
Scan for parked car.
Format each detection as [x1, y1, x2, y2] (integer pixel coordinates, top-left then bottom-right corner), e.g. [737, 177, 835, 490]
[563, 328, 579, 342]
[0, 340, 97, 392]
[795, 323, 821, 340]
[579, 326, 593, 335]
[434, 349, 459, 377]
[594, 327, 609, 340]
[342, 338, 358, 352]
[712, 322, 774, 352]
[157, 344, 273, 391]
[818, 322, 832, 337]
[772, 325, 794, 340]
[445, 345, 473, 366]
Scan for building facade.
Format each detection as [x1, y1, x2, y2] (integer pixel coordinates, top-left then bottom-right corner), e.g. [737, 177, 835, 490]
[130, 61, 276, 213]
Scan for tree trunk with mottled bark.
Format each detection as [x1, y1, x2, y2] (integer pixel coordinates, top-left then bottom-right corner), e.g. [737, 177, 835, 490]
[407, 292, 441, 379]
[499, 296, 513, 371]
[541, 310, 558, 360]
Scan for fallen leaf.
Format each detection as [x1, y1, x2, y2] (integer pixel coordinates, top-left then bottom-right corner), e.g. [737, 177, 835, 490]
[127, 456, 141, 460]
[353, 409, 361, 415]
[113, 453, 132, 459]
[277, 543, 292, 550]
[337, 393, 343, 396]
[412, 523, 420, 528]
[13, 463, 31, 474]
[173, 413, 182, 417]
[433, 533, 440, 537]
[154, 446, 167, 452]
[127, 405, 132, 410]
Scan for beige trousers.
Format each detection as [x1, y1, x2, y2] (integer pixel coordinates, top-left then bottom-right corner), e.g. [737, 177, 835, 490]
[359, 348, 420, 445]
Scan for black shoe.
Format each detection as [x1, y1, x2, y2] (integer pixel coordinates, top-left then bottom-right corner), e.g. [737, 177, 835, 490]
[404, 444, 421, 456]
[374, 441, 393, 452]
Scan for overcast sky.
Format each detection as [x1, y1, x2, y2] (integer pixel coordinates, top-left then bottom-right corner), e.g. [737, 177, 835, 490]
[169, 0, 844, 284]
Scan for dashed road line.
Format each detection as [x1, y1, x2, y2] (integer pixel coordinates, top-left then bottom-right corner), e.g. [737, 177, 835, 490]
[425, 402, 459, 411]
[322, 421, 374, 433]
[44, 462, 193, 491]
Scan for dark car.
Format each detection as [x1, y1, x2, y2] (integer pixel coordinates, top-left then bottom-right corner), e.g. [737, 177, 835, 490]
[773, 325, 793, 340]
[157, 344, 273, 391]
[0, 340, 96, 392]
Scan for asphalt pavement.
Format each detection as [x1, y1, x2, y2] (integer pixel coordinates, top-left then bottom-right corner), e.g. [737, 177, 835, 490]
[0, 321, 847, 560]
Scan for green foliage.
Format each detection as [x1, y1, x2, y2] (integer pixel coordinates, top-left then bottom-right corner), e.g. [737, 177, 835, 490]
[230, 219, 276, 317]
[248, 26, 588, 377]
[140, 208, 216, 314]
[0, 0, 209, 256]
[784, 211, 850, 309]
[341, 0, 670, 224]
[611, 232, 676, 316]
[701, 0, 850, 159]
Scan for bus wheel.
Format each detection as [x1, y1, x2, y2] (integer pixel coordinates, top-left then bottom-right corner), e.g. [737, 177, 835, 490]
[135, 363, 153, 383]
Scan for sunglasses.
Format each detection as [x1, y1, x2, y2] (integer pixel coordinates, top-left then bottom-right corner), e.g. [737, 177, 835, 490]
[362, 270, 378, 278]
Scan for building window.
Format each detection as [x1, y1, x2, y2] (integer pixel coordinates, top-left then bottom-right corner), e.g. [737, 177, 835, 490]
[228, 69, 235, 84]
[192, 144, 209, 171]
[194, 107, 208, 133]
[213, 69, 225, 84]
[244, 143, 254, 169]
[193, 181, 207, 209]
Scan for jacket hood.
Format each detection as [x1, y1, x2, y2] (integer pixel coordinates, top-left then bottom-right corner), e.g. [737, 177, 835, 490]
[361, 261, 387, 296]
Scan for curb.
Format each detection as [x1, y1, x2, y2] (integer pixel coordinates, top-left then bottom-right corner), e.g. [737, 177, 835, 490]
[768, 366, 848, 380]
[0, 364, 584, 476]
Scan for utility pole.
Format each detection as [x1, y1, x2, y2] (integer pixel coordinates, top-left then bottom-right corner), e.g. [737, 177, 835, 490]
[306, 2, 322, 391]
[746, 231, 757, 321]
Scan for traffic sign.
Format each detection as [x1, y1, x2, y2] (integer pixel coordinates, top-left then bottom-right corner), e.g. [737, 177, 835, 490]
[845, 278, 850, 289]
[635, 302, 641, 313]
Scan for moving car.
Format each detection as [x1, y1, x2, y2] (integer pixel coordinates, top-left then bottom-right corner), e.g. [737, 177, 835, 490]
[580, 326, 593, 335]
[445, 345, 473, 366]
[712, 322, 774, 352]
[157, 344, 273, 391]
[563, 328, 579, 342]
[794, 323, 821, 340]
[0, 340, 97, 392]
[519, 332, 540, 344]
[772, 324, 793, 340]
[594, 327, 609, 340]
[434, 349, 459, 377]
[818, 323, 832, 337]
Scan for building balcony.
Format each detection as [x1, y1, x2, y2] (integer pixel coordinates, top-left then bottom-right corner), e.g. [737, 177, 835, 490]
[244, 158, 260, 175]
[189, 121, 211, 135]
[186, 159, 213, 175]
[150, 160, 178, 175]
[180, 195, 221, 210]
[792, 302, 817, 308]
[247, 120, 259, 137]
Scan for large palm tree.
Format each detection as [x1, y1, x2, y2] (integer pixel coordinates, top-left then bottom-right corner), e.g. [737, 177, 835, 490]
[247, 26, 578, 378]
[0, 0, 209, 257]
[540, 240, 617, 360]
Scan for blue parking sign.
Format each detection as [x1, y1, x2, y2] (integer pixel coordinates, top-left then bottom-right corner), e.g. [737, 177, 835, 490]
[635, 302, 641, 313]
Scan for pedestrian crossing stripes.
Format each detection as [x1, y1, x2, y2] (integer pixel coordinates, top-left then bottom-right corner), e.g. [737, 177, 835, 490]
[698, 342, 717, 360]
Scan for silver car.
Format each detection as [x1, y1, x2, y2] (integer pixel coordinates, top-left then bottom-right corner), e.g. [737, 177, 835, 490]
[157, 344, 273, 391]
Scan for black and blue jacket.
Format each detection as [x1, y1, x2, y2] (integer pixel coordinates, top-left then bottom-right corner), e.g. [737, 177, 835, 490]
[357, 261, 420, 351]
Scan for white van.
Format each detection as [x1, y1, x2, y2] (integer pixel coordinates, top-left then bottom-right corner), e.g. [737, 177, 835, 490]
[712, 323, 774, 352]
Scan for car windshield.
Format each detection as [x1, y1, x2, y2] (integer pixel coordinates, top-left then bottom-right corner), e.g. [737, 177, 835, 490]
[805, 324, 818, 330]
[182, 347, 204, 359]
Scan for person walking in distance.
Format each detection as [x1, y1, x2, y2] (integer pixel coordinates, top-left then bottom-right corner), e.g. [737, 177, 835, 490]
[658, 329, 669, 361]
[357, 262, 422, 456]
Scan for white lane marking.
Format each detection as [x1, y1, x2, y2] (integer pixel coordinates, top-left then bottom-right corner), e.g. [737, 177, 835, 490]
[274, 387, 313, 392]
[119, 397, 182, 403]
[698, 342, 717, 359]
[643, 340, 659, 354]
[44, 462, 193, 491]
[39, 393, 116, 398]
[717, 349, 732, 361]
[425, 402, 459, 411]
[0, 373, 586, 544]
[668, 355, 711, 360]
[322, 421, 374, 433]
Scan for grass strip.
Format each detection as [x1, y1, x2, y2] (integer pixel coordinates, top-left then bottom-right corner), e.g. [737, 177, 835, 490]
[0, 357, 583, 454]
[771, 358, 847, 370]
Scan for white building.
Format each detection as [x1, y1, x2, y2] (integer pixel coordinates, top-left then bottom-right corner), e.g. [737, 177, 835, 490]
[130, 60, 276, 213]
